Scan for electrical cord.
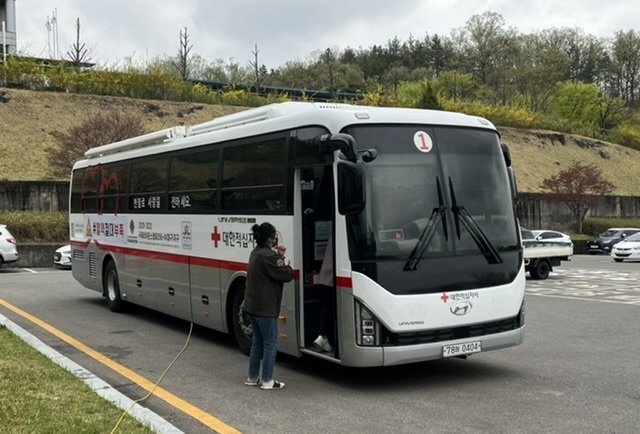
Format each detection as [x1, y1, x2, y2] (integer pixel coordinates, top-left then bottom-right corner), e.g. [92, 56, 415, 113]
[110, 321, 194, 433]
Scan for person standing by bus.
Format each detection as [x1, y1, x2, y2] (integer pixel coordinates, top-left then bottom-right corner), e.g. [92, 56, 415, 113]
[244, 222, 293, 390]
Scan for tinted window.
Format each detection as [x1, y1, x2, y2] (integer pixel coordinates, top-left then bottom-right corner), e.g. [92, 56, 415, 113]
[170, 149, 218, 191]
[130, 158, 167, 193]
[223, 139, 286, 188]
[222, 187, 284, 211]
[624, 232, 640, 242]
[521, 230, 534, 240]
[99, 165, 129, 213]
[169, 149, 218, 211]
[343, 124, 519, 261]
[71, 167, 101, 213]
[538, 231, 560, 240]
[221, 136, 289, 213]
[294, 127, 332, 166]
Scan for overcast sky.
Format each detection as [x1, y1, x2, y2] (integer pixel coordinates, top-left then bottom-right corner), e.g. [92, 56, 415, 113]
[12, 0, 639, 70]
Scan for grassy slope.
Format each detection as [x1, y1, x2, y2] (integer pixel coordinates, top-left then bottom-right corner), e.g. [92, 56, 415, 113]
[0, 88, 243, 181]
[1, 87, 639, 196]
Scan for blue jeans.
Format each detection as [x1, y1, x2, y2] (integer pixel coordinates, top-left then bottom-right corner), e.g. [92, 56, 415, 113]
[248, 315, 278, 382]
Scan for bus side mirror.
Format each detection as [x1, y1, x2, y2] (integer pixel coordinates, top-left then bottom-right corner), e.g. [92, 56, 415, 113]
[320, 133, 357, 162]
[338, 160, 365, 215]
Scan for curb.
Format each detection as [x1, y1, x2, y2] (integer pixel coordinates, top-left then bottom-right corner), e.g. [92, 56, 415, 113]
[0, 313, 185, 434]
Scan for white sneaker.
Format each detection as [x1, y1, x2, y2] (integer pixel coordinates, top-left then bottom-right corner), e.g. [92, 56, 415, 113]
[313, 335, 333, 352]
[260, 380, 285, 390]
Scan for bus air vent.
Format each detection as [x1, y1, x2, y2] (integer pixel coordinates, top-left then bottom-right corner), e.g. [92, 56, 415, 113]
[88, 252, 96, 277]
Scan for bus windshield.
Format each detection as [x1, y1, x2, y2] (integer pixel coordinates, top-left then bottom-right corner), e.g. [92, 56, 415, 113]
[342, 124, 519, 264]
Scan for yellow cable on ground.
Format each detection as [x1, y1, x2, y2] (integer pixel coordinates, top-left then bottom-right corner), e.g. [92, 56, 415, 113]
[111, 321, 194, 434]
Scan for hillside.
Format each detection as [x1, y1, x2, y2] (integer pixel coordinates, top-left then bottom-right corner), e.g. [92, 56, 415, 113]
[1, 87, 639, 196]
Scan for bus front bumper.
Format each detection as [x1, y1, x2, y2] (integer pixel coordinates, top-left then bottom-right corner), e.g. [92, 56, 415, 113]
[382, 326, 526, 366]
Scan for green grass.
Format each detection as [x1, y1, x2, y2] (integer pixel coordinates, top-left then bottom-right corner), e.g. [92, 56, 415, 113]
[0, 326, 155, 434]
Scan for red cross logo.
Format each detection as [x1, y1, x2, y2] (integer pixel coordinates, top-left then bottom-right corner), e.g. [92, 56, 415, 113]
[211, 226, 221, 248]
[440, 293, 449, 303]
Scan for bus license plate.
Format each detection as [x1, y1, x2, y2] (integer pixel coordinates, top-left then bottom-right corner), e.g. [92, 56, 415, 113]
[442, 341, 482, 358]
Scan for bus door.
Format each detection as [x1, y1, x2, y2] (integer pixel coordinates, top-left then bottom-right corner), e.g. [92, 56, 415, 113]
[300, 165, 338, 358]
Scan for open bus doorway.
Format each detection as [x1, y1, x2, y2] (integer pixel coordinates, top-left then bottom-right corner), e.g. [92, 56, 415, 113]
[300, 165, 338, 358]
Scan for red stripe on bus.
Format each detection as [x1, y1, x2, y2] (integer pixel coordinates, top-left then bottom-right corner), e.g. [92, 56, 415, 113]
[336, 276, 352, 288]
[75, 239, 301, 279]
[71, 239, 91, 248]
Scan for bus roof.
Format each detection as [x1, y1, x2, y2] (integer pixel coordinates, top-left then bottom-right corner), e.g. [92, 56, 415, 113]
[76, 102, 497, 167]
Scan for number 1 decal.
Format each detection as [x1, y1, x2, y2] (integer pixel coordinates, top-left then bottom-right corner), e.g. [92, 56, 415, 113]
[413, 131, 433, 153]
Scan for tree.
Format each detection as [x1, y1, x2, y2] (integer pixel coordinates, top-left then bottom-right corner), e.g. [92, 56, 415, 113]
[606, 30, 640, 107]
[540, 161, 615, 233]
[598, 94, 629, 132]
[248, 43, 267, 88]
[435, 71, 474, 101]
[172, 27, 193, 80]
[48, 111, 146, 178]
[547, 81, 600, 133]
[65, 18, 93, 69]
[511, 33, 570, 111]
[460, 11, 518, 103]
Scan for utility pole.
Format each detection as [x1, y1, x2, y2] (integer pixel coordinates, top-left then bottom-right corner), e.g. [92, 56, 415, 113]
[2, 21, 6, 65]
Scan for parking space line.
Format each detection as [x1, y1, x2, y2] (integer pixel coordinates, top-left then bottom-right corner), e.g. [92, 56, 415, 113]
[527, 292, 640, 305]
[0, 298, 241, 434]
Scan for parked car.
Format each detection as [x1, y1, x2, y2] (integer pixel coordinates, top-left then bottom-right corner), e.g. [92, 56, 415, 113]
[53, 244, 72, 268]
[530, 230, 572, 244]
[610, 232, 640, 262]
[0, 224, 19, 267]
[587, 228, 640, 254]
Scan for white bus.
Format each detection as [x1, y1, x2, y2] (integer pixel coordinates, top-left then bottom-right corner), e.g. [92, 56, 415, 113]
[69, 102, 525, 367]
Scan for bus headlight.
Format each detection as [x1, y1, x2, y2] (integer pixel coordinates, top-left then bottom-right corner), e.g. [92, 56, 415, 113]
[355, 300, 380, 346]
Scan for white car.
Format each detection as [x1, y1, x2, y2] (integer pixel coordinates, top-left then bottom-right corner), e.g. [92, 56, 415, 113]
[530, 230, 572, 244]
[610, 233, 640, 262]
[0, 224, 19, 267]
[53, 244, 72, 268]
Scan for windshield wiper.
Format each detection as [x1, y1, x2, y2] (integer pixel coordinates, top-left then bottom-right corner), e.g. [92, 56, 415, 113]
[403, 178, 448, 271]
[449, 177, 502, 264]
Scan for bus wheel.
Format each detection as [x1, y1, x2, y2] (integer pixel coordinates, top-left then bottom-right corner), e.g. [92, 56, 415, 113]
[530, 260, 550, 280]
[104, 261, 126, 313]
[231, 286, 252, 355]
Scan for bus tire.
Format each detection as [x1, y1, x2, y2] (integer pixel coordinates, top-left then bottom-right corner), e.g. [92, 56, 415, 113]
[231, 285, 252, 355]
[530, 260, 550, 280]
[104, 260, 126, 313]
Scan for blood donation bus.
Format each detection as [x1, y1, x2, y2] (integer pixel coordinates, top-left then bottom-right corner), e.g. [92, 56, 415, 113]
[69, 101, 525, 367]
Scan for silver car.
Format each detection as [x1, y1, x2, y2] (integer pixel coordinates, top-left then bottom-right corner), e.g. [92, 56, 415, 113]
[0, 224, 19, 267]
[530, 230, 572, 244]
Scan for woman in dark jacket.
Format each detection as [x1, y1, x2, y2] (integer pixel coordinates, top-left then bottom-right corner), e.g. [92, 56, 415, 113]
[244, 222, 293, 390]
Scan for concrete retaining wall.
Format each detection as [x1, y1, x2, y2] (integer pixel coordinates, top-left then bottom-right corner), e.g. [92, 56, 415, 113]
[0, 181, 69, 212]
[3, 244, 62, 268]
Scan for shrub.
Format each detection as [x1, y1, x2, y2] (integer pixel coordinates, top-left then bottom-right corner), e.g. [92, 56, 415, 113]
[0, 212, 68, 243]
[611, 124, 640, 151]
[440, 100, 537, 128]
[571, 218, 640, 237]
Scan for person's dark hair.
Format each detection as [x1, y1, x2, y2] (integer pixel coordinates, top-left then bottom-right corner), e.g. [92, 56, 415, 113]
[251, 222, 276, 247]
